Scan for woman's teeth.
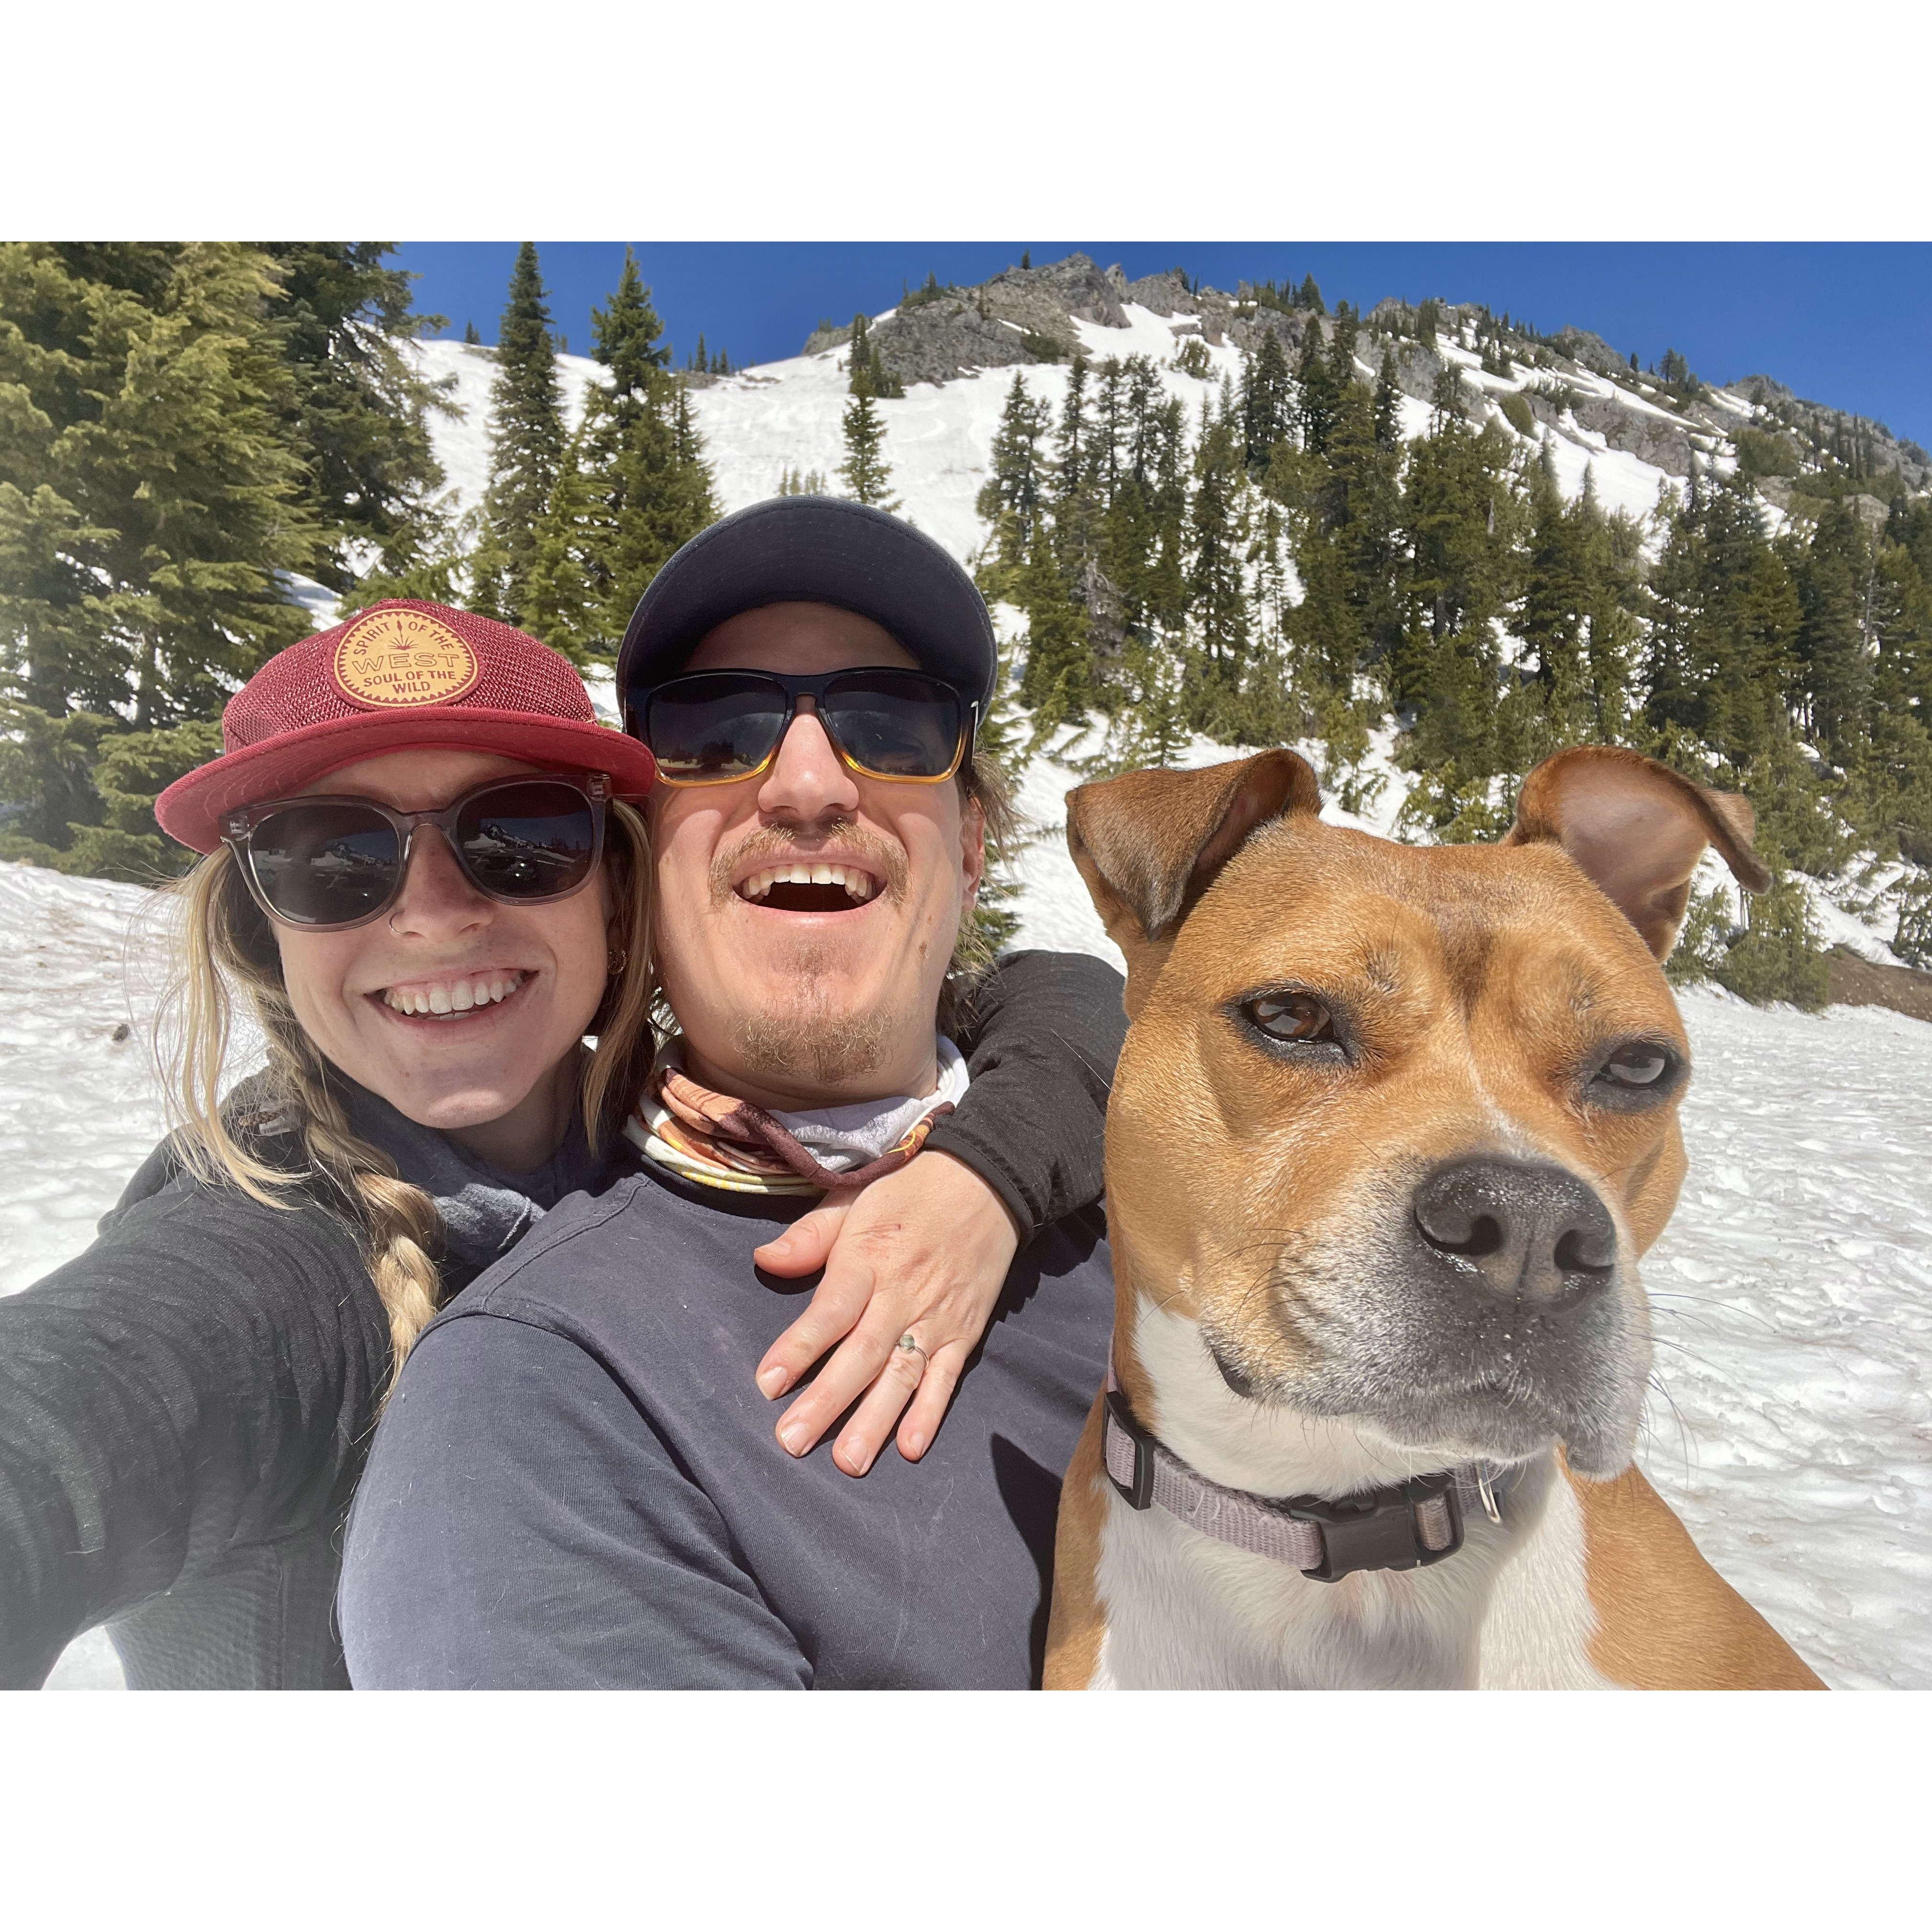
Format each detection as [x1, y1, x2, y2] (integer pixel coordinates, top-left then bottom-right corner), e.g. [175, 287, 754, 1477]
[380, 971, 526, 1016]
[739, 863, 878, 903]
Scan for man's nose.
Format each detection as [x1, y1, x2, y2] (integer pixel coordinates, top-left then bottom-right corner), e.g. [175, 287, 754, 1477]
[756, 703, 860, 821]
[385, 828, 494, 941]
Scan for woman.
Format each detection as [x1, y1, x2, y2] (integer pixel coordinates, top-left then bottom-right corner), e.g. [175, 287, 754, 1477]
[0, 600, 1121, 1689]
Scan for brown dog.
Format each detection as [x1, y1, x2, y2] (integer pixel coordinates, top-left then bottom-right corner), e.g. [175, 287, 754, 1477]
[1044, 745, 1824, 1689]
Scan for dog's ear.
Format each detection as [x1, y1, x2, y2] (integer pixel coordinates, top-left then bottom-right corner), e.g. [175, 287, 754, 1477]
[1503, 746, 1771, 959]
[1066, 750, 1321, 1014]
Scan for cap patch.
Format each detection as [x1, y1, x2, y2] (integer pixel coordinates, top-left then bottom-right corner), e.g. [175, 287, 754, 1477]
[332, 609, 481, 709]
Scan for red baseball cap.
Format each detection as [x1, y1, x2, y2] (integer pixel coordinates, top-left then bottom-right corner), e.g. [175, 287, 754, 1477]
[155, 600, 657, 853]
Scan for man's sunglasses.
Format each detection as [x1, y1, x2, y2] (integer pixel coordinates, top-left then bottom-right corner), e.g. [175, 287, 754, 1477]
[631, 667, 975, 788]
[221, 773, 609, 932]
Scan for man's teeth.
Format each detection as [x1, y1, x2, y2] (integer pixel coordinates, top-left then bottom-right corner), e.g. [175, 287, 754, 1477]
[739, 863, 878, 903]
[380, 971, 526, 1016]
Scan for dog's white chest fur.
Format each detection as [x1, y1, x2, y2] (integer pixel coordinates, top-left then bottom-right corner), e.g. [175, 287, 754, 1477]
[1088, 1302, 1615, 1690]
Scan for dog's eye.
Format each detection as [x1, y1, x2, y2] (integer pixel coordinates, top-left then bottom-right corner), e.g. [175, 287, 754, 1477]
[1242, 993, 1334, 1045]
[1596, 1044, 1673, 1088]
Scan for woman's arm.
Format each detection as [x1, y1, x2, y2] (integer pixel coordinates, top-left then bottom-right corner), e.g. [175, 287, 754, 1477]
[927, 946, 1127, 1231]
[0, 1176, 389, 1686]
[751, 947, 1126, 1476]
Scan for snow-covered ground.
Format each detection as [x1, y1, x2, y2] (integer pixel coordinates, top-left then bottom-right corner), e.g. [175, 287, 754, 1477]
[5, 786, 1930, 1689]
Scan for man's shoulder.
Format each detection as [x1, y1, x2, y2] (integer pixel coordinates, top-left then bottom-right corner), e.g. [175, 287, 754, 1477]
[430, 1164, 772, 1339]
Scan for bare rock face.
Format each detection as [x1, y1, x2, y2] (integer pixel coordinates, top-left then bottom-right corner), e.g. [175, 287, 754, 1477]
[802, 321, 852, 357]
[1568, 389, 1700, 477]
[1732, 373, 1795, 410]
[1550, 327, 1631, 379]
[865, 253, 1139, 387]
[1123, 268, 1191, 316]
[1233, 308, 1307, 358]
[868, 295, 1036, 387]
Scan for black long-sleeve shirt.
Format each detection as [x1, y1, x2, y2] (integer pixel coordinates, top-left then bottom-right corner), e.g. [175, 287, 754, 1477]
[0, 950, 1126, 1689]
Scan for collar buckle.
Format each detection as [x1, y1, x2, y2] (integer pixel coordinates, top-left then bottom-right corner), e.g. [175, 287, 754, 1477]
[1289, 1473, 1464, 1583]
[1103, 1386, 1157, 1511]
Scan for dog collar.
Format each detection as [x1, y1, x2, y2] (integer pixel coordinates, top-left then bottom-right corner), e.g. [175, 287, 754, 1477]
[1102, 1365, 1508, 1584]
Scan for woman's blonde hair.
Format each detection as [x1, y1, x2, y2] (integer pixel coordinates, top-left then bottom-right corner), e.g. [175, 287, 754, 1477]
[156, 799, 656, 1386]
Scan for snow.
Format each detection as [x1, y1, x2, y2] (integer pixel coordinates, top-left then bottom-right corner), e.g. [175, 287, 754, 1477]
[7, 300, 1927, 1691]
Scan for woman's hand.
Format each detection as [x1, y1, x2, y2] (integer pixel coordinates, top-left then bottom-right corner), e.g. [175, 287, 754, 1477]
[751, 1149, 1024, 1477]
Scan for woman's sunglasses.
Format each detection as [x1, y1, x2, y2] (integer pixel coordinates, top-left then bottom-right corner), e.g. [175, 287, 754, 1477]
[632, 667, 974, 788]
[221, 773, 609, 932]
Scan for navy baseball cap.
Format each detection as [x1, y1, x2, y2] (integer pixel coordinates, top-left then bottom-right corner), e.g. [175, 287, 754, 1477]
[616, 497, 998, 726]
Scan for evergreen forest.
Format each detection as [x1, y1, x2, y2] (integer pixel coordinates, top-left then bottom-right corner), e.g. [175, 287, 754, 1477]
[3, 243, 1930, 1005]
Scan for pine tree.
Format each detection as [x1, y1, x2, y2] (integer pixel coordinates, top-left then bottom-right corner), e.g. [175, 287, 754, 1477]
[1240, 327, 1292, 473]
[975, 374, 1052, 595]
[0, 243, 320, 873]
[1016, 509, 1090, 735]
[524, 247, 718, 660]
[260, 243, 454, 596]
[1429, 364, 1467, 428]
[1796, 497, 1875, 761]
[1329, 301, 1359, 381]
[1575, 469, 1644, 742]
[1392, 406, 1520, 776]
[462, 320, 481, 345]
[1296, 274, 1326, 316]
[1298, 322, 1338, 456]
[846, 312, 902, 401]
[523, 422, 606, 663]
[839, 392, 900, 510]
[1513, 442, 1596, 744]
[1185, 412, 1250, 701]
[473, 243, 566, 625]
[1642, 468, 1798, 768]
[1373, 346, 1404, 450]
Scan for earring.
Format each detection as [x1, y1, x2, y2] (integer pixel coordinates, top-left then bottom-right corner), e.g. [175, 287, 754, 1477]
[606, 943, 629, 978]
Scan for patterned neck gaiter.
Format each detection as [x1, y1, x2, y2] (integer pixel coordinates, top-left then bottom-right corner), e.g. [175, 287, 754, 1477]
[625, 1036, 968, 1197]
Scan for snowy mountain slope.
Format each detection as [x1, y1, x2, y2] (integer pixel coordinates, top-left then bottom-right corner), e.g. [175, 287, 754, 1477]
[417, 295, 1702, 562]
[413, 290, 1914, 974]
[5, 814, 1930, 1690]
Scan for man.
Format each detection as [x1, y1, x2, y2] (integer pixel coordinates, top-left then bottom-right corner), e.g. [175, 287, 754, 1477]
[339, 499, 1122, 1688]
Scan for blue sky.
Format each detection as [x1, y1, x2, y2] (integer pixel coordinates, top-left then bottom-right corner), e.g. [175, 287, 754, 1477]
[394, 242, 1932, 453]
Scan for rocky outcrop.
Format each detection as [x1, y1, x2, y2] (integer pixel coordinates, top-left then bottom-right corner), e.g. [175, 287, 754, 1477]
[802, 320, 852, 357]
[862, 253, 1143, 387]
[1730, 374, 1930, 491]
[1568, 389, 1701, 477]
[1550, 327, 1630, 379]
[866, 296, 1037, 387]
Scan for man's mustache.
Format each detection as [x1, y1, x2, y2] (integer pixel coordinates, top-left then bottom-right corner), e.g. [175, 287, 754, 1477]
[709, 820, 910, 908]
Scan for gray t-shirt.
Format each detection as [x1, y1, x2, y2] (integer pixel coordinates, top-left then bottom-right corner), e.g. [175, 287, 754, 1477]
[337, 1161, 1115, 1689]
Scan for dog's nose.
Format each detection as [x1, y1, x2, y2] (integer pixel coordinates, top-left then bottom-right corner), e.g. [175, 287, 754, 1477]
[1412, 1159, 1618, 1301]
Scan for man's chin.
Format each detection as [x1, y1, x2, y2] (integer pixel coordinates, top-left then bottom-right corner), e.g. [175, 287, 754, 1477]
[728, 987, 891, 1091]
